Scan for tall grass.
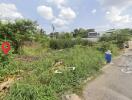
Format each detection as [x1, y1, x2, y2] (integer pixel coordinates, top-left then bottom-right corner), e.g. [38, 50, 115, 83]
[49, 38, 94, 49]
[3, 45, 107, 100]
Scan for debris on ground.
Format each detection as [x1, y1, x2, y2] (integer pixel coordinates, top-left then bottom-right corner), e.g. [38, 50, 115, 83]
[0, 75, 23, 92]
[15, 55, 40, 62]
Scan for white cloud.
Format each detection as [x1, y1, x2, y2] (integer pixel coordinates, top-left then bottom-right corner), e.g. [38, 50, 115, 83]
[98, 0, 132, 27]
[37, 5, 54, 20]
[0, 3, 23, 20]
[52, 18, 68, 27]
[91, 9, 97, 14]
[106, 11, 110, 14]
[52, 7, 76, 28]
[47, 0, 66, 8]
[59, 7, 76, 20]
[40, 0, 76, 29]
[106, 7, 131, 23]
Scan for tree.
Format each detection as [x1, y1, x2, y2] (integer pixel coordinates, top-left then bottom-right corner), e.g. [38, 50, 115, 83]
[0, 19, 40, 53]
[72, 28, 95, 38]
[11, 19, 38, 53]
[99, 28, 132, 48]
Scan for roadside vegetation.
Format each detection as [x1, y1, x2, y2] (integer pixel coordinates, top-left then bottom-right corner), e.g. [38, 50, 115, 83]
[0, 19, 131, 100]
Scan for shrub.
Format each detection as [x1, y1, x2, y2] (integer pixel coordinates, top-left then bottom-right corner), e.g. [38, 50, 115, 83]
[80, 40, 94, 46]
[99, 29, 132, 49]
[0, 40, 14, 66]
[49, 39, 57, 49]
[49, 39, 94, 49]
[96, 41, 119, 56]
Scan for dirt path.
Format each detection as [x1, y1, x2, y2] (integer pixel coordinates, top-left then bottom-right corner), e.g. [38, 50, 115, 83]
[83, 41, 132, 100]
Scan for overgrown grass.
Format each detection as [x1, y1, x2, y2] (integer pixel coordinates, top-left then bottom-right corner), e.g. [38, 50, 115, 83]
[49, 38, 94, 49]
[0, 43, 119, 100]
[20, 42, 48, 56]
[1, 45, 107, 100]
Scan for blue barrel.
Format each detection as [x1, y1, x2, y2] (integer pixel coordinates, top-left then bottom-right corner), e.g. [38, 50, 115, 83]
[105, 53, 112, 63]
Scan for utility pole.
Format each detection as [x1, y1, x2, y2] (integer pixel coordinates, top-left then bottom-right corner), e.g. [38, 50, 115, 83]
[51, 24, 56, 39]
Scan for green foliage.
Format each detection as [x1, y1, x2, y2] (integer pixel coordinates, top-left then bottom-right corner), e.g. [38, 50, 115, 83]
[0, 40, 15, 66]
[4, 46, 107, 100]
[50, 28, 95, 39]
[34, 34, 50, 48]
[0, 19, 39, 53]
[0, 19, 45, 65]
[99, 29, 132, 48]
[0, 21, 127, 100]
[49, 39, 74, 49]
[49, 38, 94, 49]
[5, 83, 57, 100]
[96, 42, 119, 56]
[73, 28, 95, 38]
[6, 83, 38, 100]
[50, 32, 73, 39]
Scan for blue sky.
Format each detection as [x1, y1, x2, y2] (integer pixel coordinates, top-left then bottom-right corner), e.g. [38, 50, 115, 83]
[0, 0, 132, 33]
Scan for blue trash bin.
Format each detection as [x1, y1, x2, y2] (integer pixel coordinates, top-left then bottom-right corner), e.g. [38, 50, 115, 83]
[105, 50, 112, 63]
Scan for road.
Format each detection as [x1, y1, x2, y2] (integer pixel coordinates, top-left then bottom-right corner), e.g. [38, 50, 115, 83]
[83, 41, 132, 100]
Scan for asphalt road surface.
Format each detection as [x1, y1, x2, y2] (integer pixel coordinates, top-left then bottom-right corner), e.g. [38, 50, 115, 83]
[83, 42, 132, 100]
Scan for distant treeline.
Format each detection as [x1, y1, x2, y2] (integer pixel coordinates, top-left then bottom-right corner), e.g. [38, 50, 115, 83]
[49, 28, 95, 38]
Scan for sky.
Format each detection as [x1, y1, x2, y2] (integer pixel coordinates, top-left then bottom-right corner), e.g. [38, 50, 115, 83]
[0, 0, 132, 33]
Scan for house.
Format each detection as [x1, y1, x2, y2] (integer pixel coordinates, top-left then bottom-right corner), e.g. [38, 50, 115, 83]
[82, 32, 100, 42]
[88, 32, 100, 38]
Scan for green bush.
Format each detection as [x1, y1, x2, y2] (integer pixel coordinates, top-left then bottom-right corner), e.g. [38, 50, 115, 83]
[99, 29, 132, 49]
[49, 39, 73, 49]
[96, 42, 119, 56]
[0, 40, 15, 66]
[49, 39, 94, 49]
[80, 40, 94, 46]
[49, 39, 59, 49]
